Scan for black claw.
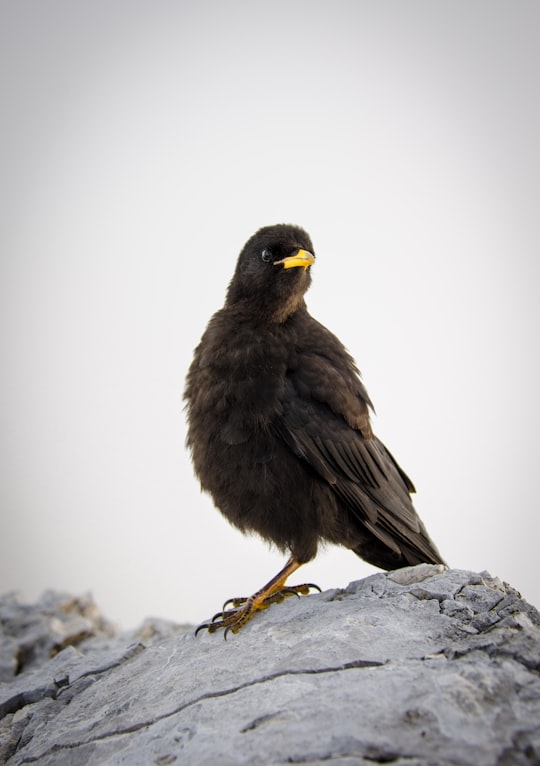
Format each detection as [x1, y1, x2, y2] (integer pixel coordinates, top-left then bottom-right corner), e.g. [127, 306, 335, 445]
[222, 597, 246, 612]
[194, 622, 211, 637]
[305, 582, 322, 593]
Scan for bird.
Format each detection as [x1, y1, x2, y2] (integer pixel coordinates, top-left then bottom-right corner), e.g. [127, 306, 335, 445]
[184, 223, 445, 636]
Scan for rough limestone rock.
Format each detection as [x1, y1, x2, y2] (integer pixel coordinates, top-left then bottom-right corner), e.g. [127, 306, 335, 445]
[1, 566, 539, 765]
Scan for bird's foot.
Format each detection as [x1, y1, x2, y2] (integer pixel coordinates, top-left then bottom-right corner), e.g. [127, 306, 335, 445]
[194, 556, 320, 638]
[221, 583, 321, 612]
[195, 582, 320, 639]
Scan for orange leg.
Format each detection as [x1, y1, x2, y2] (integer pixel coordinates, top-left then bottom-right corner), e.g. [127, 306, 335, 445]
[195, 556, 320, 638]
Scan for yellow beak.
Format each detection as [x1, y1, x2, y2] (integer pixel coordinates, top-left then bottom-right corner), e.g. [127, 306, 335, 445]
[273, 248, 315, 271]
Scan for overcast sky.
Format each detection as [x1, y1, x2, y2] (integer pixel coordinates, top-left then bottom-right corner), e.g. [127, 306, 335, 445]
[1, 1, 539, 628]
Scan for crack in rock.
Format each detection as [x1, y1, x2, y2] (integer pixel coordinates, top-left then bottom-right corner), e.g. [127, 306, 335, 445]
[0, 643, 145, 721]
[17, 658, 387, 762]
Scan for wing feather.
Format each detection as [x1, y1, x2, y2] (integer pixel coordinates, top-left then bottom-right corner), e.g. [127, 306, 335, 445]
[276, 351, 444, 566]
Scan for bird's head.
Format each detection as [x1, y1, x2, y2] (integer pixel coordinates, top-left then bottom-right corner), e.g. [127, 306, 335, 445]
[226, 224, 315, 323]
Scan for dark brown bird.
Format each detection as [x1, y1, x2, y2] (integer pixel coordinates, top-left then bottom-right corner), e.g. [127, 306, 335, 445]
[185, 224, 445, 636]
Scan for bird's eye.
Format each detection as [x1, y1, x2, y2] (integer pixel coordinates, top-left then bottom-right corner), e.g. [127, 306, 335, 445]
[261, 248, 272, 263]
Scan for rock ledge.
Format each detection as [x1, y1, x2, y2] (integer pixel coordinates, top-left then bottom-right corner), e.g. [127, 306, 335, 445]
[1, 566, 539, 765]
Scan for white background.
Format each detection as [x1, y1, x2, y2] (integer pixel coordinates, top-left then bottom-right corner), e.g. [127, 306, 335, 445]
[1, 1, 539, 628]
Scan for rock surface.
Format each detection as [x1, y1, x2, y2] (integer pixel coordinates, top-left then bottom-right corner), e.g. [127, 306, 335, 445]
[1, 566, 539, 765]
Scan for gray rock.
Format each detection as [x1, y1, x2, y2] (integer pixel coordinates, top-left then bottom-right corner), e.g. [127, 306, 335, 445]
[1, 566, 539, 765]
[0, 590, 117, 682]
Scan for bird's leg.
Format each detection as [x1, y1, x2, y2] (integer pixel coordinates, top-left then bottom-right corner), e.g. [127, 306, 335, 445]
[195, 556, 321, 638]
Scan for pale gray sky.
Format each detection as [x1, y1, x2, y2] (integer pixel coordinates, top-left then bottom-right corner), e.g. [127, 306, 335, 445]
[1, 1, 539, 628]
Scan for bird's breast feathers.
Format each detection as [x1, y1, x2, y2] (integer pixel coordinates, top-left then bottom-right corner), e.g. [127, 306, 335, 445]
[187, 308, 373, 450]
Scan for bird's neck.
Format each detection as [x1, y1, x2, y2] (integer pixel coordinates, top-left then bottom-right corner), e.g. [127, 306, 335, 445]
[227, 297, 308, 326]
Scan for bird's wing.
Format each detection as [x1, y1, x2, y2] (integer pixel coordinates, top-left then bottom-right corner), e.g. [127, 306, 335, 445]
[275, 348, 442, 565]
